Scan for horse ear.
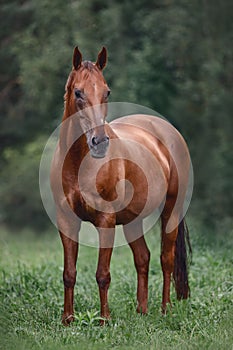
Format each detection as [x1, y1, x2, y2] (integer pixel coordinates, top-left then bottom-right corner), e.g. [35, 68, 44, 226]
[96, 47, 107, 70]
[73, 46, 82, 70]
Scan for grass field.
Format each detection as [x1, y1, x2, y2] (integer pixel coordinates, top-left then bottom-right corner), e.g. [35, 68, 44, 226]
[0, 221, 233, 350]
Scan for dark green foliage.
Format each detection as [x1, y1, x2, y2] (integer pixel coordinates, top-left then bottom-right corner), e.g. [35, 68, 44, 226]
[0, 0, 232, 230]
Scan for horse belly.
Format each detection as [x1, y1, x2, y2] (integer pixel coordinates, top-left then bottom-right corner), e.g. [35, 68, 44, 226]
[116, 158, 168, 225]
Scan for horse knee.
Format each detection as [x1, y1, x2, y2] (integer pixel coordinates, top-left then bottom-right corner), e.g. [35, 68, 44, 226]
[63, 269, 77, 288]
[96, 272, 111, 289]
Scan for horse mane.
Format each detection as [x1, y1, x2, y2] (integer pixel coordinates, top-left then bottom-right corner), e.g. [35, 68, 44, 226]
[82, 60, 98, 72]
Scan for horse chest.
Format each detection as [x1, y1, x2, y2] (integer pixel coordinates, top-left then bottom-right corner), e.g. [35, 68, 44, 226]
[73, 174, 118, 223]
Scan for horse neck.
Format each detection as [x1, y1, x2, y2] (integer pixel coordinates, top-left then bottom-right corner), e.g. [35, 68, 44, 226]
[62, 95, 76, 122]
[60, 103, 88, 159]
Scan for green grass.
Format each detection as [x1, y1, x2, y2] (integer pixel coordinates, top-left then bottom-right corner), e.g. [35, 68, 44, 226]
[0, 223, 233, 350]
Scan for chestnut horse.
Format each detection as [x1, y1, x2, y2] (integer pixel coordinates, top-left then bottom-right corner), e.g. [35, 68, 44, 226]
[51, 47, 192, 325]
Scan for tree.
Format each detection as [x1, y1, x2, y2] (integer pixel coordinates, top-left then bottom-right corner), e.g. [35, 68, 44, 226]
[0, 0, 232, 231]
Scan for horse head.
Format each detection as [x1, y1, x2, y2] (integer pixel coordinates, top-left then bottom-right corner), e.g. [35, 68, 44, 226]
[64, 46, 111, 158]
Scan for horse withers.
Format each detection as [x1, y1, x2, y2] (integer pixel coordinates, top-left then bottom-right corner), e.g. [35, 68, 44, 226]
[50, 46, 192, 325]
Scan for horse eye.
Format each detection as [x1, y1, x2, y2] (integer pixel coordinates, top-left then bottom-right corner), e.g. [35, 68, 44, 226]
[75, 89, 83, 99]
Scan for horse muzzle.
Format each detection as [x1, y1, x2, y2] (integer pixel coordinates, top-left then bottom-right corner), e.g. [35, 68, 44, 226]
[89, 134, 110, 158]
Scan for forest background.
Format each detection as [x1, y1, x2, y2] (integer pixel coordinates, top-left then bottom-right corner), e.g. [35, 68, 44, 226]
[0, 0, 232, 235]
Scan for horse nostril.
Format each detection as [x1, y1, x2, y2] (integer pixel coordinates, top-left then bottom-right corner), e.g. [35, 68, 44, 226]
[92, 137, 98, 146]
[92, 136, 109, 146]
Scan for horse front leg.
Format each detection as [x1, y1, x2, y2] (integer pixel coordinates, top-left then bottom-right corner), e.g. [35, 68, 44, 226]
[95, 218, 115, 324]
[60, 230, 79, 325]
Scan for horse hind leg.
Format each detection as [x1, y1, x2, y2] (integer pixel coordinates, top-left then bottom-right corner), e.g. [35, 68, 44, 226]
[160, 208, 191, 313]
[160, 217, 177, 313]
[123, 220, 150, 314]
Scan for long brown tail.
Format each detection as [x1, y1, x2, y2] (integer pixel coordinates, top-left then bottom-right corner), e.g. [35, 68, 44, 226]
[173, 219, 192, 300]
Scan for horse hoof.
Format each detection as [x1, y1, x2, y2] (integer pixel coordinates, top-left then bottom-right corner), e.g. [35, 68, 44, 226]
[161, 302, 172, 315]
[100, 315, 110, 326]
[136, 305, 148, 315]
[62, 314, 74, 326]
[161, 306, 167, 315]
